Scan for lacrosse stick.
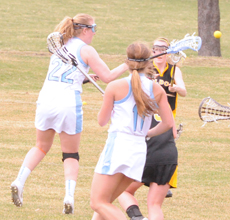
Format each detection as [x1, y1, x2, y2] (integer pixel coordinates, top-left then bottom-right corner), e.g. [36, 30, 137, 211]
[175, 123, 183, 141]
[170, 51, 187, 87]
[198, 97, 230, 125]
[127, 33, 201, 63]
[47, 32, 105, 94]
[150, 33, 201, 60]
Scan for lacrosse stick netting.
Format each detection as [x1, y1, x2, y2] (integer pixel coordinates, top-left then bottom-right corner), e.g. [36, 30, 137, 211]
[47, 32, 64, 53]
[169, 33, 202, 54]
[170, 51, 187, 64]
[47, 32, 105, 94]
[170, 51, 187, 86]
[198, 97, 230, 123]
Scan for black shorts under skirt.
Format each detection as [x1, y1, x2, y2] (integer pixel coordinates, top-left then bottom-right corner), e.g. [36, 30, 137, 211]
[142, 164, 177, 187]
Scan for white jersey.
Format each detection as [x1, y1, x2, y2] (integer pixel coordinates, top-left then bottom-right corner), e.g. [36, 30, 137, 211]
[95, 74, 155, 181]
[108, 74, 154, 136]
[35, 38, 89, 134]
[36, 37, 90, 107]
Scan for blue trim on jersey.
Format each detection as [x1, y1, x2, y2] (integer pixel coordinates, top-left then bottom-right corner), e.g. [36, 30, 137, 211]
[101, 132, 117, 174]
[73, 37, 88, 68]
[114, 74, 154, 105]
[149, 80, 154, 99]
[114, 76, 132, 104]
[76, 44, 88, 68]
[75, 91, 83, 133]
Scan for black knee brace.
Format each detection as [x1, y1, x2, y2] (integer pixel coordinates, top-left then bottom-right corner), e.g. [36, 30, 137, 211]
[62, 152, 80, 162]
[126, 205, 143, 218]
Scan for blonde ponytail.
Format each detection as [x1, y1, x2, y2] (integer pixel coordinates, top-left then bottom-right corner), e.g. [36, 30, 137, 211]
[54, 13, 94, 44]
[54, 16, 74, 43]
[127, 42, 158, 117]
[131, 70, 157, 117]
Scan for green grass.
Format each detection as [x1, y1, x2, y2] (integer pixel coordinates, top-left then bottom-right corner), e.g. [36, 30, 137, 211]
[0, 0, 229, 56]
[1, 0, 230, 219]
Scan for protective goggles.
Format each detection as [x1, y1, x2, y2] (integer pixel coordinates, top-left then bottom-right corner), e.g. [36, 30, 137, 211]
[73, 23, 97, 33]
[152, 45, 168, 53]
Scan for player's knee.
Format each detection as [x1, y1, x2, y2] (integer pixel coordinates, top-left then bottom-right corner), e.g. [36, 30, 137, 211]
[90, 199, 103, 212]
[90, 199, 96, 211]
[62, 152, 80, 162]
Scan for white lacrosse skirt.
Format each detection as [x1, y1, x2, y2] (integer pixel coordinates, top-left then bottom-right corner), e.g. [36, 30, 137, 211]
[95, 132, 147, 182]
[35, 92, 83, 135]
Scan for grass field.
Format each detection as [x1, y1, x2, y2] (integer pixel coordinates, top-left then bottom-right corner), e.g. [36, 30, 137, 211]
[0, 0, 230, 219]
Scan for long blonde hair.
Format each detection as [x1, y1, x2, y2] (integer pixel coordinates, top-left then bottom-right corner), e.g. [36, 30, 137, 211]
[126, 42, 158, 118]
[54, 13, 94, 43]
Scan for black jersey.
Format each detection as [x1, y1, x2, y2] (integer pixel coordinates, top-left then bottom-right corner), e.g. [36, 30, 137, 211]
[145, 114, 178, 166]
[153, 62, 178, 118]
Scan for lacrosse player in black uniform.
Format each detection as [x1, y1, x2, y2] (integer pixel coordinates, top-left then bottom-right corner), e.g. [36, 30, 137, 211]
[152, 37, 186, 198]
[151, 37, 187, 118]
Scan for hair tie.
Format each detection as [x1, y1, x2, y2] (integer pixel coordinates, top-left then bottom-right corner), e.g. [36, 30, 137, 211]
[127, 57, 150, 62]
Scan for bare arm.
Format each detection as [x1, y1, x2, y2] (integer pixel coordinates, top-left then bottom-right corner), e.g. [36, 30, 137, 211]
[97, 82, 115, 126]
[168, 66, 187, 97]
[81, 45, 128, 83]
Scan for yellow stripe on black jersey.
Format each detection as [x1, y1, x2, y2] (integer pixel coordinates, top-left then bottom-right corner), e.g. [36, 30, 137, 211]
[153, 62, 178, 119]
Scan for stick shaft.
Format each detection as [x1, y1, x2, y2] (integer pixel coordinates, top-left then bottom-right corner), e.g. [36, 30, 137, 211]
[171, 65, 176, 87]
[149, 52, 167, 60]
[47, 32, 105, 94]
[75, 64, 105, 94]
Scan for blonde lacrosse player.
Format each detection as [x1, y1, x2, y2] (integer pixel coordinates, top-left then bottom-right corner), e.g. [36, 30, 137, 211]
[10, 13, 128, 214]
[90, 42, 174, 220]
[152, 37, 187, 117]
[118, 37, 187, 220]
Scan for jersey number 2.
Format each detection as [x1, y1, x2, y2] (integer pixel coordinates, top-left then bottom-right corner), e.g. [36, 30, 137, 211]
[48, 57, 76, 84]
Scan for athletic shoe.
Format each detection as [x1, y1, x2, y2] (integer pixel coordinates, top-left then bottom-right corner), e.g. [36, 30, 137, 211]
[131, 217, 148, 220]
[165, 189, 173, 198]
[11, 180, 24, 207]
[63, 196, 74, 214]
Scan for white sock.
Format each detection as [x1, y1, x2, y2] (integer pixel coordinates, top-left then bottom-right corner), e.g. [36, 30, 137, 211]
[16, 166, 31, 186]
[65, 180, 76, 198]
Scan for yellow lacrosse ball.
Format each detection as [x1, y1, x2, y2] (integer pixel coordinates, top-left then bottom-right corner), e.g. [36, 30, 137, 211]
[214, 31, 222, 38]
[82, 101, 87, 105]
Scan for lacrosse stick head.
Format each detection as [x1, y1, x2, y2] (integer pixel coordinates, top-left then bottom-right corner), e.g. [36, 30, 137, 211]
[198, 97, 230, 122]
[170, 51, 187, 64]
[175, 123, 183, 141]
[47, 32, 78, 66]
[167, 33, 202, 54]
[47, 32, 64, 54]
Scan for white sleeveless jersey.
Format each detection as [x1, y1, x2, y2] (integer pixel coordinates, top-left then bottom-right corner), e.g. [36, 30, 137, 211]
[108, 74, 155, 136]
[36, 37, 90, 107]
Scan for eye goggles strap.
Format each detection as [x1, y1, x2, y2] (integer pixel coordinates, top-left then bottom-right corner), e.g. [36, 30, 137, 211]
[152, 45, 169, 50]
[73, 23, 97, 32]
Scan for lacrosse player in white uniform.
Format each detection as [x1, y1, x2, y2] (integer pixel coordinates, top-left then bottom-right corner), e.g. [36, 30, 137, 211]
[118, 37, 187, 220]
[90, 42, 174, 220]
[10, 13, 128, 214]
